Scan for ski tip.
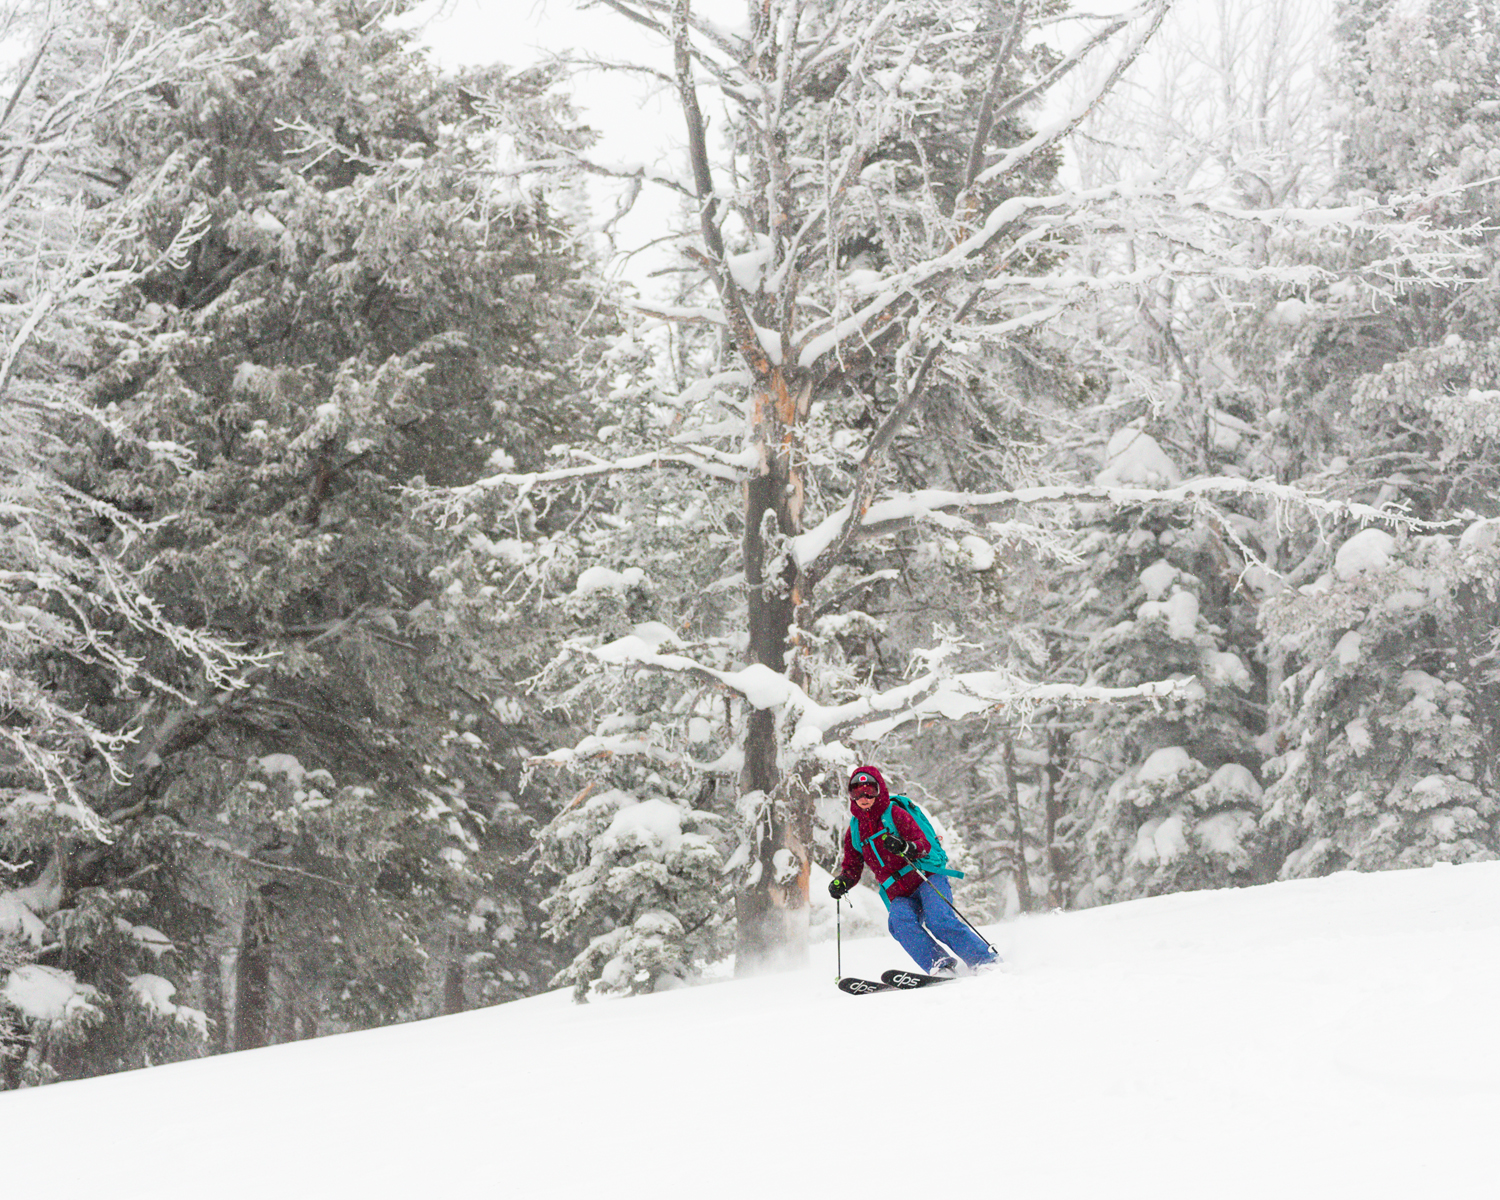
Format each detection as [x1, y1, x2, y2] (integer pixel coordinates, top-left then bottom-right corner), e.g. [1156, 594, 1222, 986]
[836, 976, 894, 996]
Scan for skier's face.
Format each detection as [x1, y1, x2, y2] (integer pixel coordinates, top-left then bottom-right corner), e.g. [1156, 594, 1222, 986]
[850, 780, 880, 810]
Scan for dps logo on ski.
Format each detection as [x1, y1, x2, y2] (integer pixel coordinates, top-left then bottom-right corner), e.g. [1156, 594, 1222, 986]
[889, 972, 922, 988]
[845, 979, 882, 994]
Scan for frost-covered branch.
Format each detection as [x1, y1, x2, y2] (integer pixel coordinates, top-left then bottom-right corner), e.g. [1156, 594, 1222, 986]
[0, 8, 232, 402]
[0, 7, 260, 823]
[975, 0, 1172, 187]
[799, 476, 1427, 582]
[959, 1, 1029, 198]
[542, 626, 1193, 768]
[439, 445, 758, 516]
[835, 674, 1188, 743]
[674, 0, 725, 264]
[591, 0, 748, 61]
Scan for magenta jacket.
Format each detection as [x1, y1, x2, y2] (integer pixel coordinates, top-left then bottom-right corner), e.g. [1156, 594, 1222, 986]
[834, 766, 932, 901]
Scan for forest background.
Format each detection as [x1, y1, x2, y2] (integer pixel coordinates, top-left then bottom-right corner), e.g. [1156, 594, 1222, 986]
[2, 0, 1499, 1087]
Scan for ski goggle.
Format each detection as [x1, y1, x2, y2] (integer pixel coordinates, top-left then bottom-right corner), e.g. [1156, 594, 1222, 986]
[849, 780, 879, 797]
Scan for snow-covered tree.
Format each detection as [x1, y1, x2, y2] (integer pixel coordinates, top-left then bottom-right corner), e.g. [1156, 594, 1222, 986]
[0, 0, 266, 1085]
[437, 0, 1492, 990]
[1057, 429, 1269, 904]
[984, 0, 1500, 907]
[538, 783, 731, 1000]
[439, 0, 1234, 980]
[1256, 0, 1500, 877]
[0, 0, 244, 814]
[4, 0, 603, 1082]
[1262, 525, 1500, 875]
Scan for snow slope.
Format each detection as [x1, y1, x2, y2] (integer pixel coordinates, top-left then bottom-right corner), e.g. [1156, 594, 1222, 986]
[6, 863, 1500, 1198]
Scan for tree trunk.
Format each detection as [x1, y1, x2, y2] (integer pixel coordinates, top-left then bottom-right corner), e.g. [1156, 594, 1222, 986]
[442, 932, 466, 1015]
[734, 371, 814, 974]
[1043, 728, 1068, 909]
[201, 955, 226, 1055]
[735, 757, 816, 974]
[233, 890, 272, 1052]
[276, 967, 298, 1045]
[1005, 735, 1033, 913]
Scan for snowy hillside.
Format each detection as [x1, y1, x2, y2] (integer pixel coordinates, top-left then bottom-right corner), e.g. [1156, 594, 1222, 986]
[6, 863, 1500, 1198]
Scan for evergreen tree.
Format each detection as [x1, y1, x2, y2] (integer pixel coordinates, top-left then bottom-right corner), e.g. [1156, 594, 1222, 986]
[1000, 0, 1500, 907]
[1257, 0, 1500, 876]
[0, 0, 263, 1086]
[1061, 431, 1269, 905]
[537, 781, 731, 1000]
[4, 0, 601, 1082]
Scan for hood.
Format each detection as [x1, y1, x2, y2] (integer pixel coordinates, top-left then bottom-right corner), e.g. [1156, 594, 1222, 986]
[848, 765, 891, 818]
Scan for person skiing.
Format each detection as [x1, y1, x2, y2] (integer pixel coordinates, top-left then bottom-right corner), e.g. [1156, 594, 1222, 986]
[827, 765, 997, 976]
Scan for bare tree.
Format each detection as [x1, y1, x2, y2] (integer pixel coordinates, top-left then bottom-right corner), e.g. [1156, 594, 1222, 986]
[449, 0, 1458, 977]
[1067, 0, 1336, 199]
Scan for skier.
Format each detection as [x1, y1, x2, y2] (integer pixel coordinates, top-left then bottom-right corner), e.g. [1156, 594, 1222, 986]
[827, 765, 997, 976]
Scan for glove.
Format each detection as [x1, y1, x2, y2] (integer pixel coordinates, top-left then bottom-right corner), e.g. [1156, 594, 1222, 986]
[828, 877, 851, 900]
[879, 832, 915, 859]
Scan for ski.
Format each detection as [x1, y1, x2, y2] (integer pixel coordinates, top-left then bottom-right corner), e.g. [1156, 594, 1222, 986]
[881, 968, 958, 989]
[837, 968, 968, 995]
[836, 969, 961, 995]
[836, 976, 896, 995]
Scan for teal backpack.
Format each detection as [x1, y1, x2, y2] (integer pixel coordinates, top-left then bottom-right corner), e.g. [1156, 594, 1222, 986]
[849, 794, 963, 906]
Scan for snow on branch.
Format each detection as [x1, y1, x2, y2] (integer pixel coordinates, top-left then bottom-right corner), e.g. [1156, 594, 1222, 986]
[809, 183, 1472, 366]
[797, 477, 1427, 579]
[0, 695, 123, 843]
[545, 626, 1190, 765]
[836, 673, 1188, 743]
[592, 0, 748, 61]
[582, 631, 800, 708]
[793, 182, 1133, 368]
[437, 445, 759, 516]
[625, 300, 728, 326]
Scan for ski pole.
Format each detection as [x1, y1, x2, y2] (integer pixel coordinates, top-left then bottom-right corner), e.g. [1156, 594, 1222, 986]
[835, 896, 843, 981]
[918, 869, 997, 956]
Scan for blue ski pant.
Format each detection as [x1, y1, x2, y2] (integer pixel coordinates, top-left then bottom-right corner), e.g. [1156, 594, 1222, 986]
[887, 876, 995, 971]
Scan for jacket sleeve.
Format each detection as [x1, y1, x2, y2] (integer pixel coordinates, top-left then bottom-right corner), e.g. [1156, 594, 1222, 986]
[837, 825, 864, 883]
[890, 804, 931, 860]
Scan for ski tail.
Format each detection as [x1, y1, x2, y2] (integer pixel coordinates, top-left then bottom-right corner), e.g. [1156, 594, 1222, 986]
[881, 968, 958, 989]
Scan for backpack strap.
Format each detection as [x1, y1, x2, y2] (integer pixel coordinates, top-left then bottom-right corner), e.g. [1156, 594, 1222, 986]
[845, 799, 963, 908]
[887, 796, 964, 881]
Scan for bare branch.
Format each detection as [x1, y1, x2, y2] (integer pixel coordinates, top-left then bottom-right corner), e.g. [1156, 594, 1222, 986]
[164, 829, 359, 891]
[674, 0, 723, 261]
[960, 0, 1027, 199]
[977, 0, 1174, 186]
